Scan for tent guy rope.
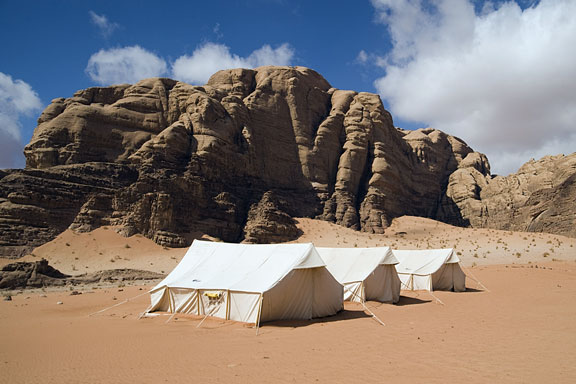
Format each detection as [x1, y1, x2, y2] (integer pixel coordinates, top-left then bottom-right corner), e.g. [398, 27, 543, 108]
[461, 265, 490, 292]
[88, 291, 149, 317]
[343, 285, 386, 326]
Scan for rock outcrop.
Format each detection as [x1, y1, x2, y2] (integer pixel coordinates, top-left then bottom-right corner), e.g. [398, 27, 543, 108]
[0, 66, 574, 257]
[0, 259, 164, 289]
[0, 259, 69, 289]
[440, 153, 576, 237]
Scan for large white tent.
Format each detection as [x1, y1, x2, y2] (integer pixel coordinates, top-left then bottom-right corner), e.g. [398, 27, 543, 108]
[146, 240, 343, 323]
[316, 247, 401, 304]
[393, 249, 466, 292]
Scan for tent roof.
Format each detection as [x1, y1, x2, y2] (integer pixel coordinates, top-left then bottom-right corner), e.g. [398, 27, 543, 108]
[316, 247, 397, 284]
[393, 249, 459, 276]
[152, 240, 325, 293]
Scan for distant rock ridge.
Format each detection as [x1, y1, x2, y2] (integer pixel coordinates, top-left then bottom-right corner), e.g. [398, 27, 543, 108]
[441, 153, 576, 238]
[0, 66, 574, 257]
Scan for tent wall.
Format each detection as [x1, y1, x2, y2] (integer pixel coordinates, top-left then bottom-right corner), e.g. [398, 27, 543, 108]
[148, 267, 343, 323]
[228, 292, 261, 323]
[399, 263, 466, 292]
[398, 273, 432, 291]
[260, 267, 343, 322]
[364, 265, 401, 303]
[432, 263, 466, 292]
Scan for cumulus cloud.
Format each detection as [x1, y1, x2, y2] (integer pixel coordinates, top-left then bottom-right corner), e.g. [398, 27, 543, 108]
[172, 42, 294, 84]
[86, 46, 168, 85]
[89, 11, 119, 38]
[0, 73, 43, 168]
[371, 0, 576, 175]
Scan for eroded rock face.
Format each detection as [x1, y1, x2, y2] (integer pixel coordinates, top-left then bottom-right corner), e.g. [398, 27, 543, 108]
[440, 153, 576, 237]
[1, 66, 573, 257]
[242, 191, 302, 244]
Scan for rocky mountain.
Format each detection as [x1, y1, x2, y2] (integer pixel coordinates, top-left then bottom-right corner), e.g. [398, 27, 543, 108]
[0, 66, 574, 257]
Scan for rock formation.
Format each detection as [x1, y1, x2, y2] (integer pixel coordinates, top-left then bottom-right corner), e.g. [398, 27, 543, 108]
[440, 153, 576, 238]
[0, 66, 574, 257]
[0, 259, 69, 289]
[0, 259, 164, 289]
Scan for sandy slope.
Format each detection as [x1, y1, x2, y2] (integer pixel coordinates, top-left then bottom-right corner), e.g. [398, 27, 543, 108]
[2, 216, 574, 276]
[0, 226, 188, 275]
[293, 216, 576, 266]
[1, 217, 576, 383]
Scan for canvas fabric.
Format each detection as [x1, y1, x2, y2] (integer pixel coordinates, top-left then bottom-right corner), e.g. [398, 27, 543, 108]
[394, 249, 466, 292]
[147, 240, 343, 323]
[316, 247, 401, 303]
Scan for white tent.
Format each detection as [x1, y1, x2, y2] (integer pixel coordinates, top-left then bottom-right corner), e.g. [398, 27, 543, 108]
[316, 247, 401, 304]
[146, 240, 343, 323]
[393, 249, 466, 292]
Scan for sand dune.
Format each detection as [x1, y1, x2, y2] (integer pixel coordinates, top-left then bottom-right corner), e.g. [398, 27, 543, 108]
[3, 216, 574, 276]
[1, 217, 576, 383]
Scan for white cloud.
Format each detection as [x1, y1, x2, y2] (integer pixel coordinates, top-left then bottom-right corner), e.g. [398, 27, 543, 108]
[0, 73, 42, 168]
[357, 50, 369, 64]
[172, 42, 294, 84]
[85, 46, 168, 85]
[371, 0, 576, 175]
[89, 11, 119, 38]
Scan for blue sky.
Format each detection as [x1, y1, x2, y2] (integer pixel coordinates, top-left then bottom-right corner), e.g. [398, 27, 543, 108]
[1, 0, 575, 175]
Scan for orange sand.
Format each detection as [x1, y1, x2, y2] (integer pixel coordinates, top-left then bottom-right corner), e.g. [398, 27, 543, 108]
[1, 217, 576, 383]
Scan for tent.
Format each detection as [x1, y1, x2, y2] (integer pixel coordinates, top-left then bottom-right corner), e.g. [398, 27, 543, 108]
[393, 249, 466, 292]
[316, 247, 401, 304]
[146, 240, 343, 324]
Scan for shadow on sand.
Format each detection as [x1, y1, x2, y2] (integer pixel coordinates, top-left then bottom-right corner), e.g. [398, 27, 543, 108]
[394, 295, 432, 306]
[265, 309, 372, 328]
[464, 287, 485, 293]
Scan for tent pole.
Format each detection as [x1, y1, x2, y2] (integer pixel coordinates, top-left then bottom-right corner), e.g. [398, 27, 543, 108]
[226, 290, 231, 321]
[255, 293, 264, 336]
[88, 291, 149, 317]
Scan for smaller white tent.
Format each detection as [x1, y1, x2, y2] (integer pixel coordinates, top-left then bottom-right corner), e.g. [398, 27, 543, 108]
[316, 247, 401, 304]
[146, 240, 343, 323]
[393, 249, 466, 292]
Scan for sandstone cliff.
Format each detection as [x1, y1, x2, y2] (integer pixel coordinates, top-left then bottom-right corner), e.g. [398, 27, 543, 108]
[0, 66, 573, 257]
[440, 153, 576, 238]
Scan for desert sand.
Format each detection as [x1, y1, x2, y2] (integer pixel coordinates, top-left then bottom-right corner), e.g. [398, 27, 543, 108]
[2, 217, 576, 383]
